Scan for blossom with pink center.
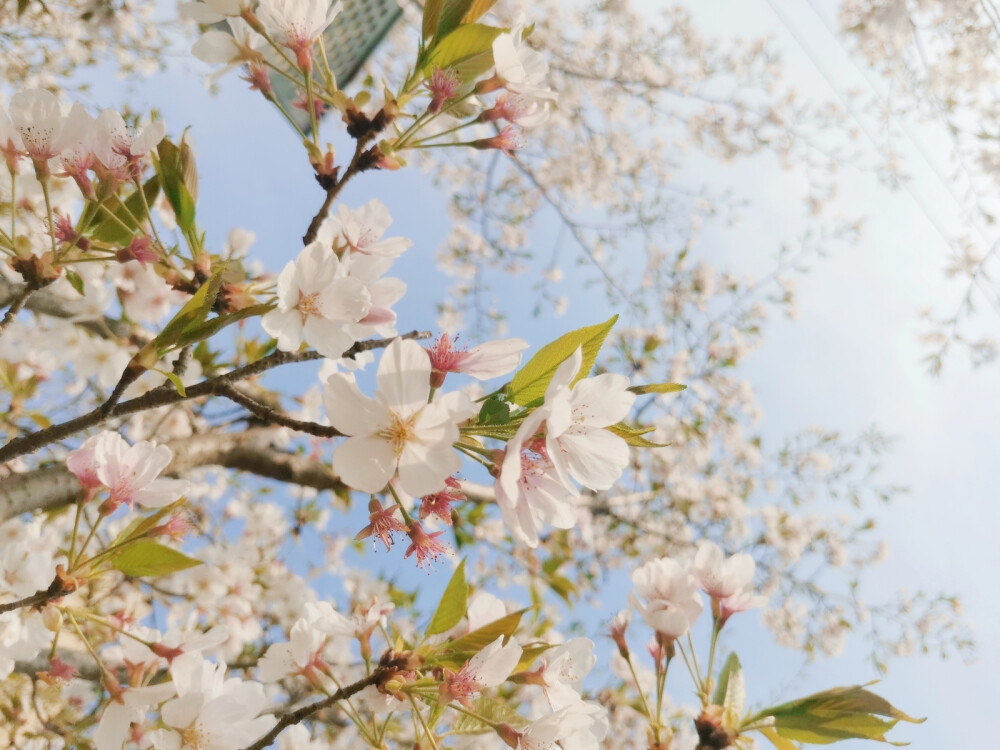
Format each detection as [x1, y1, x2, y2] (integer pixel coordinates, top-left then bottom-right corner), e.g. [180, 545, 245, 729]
[441, 635, 522, 705]
[542, 347, 636, 491]
[148, 512, 196, 541]
[261, 240, 372, 359]
[356, 498, 407, 551]
[117, 235, 159, 268]
[473, 125, 523, 155]
[504, 701, 609, 750]
[404, 521, 450, 569]
[630, 557, 703, 639]
[258, 618, 329, 686]
[0, 104, 25, 170]
[318, 199, 412, 258]
[37, 656, 79, 685]
[495, 407, 578, 548]
[92, 109, 166, 181]
[480, 94, 550, 128]
[419, 476, 465, 525]
[257, 0, 343, 72]
[8, 91, 92, 171]
[71, 431, 188, 511]
[717, 588, 767, 627]
[93, 682, 177, 750]
[324, 338, 473, 497]
[692, 542, 755, 600]
[425, 68, 461, 114]
[425, 333, 528, 388]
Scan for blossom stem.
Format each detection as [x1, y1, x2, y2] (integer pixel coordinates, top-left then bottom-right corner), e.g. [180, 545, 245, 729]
[675, 640, 699, 687]
[39, 177, 58, 257]
[408, 694, 441, 750]
[705, 617, 722, 699]
[624, 652, 655, 724]
[132, 177, 166, 253]
[454, 443, 494, 470]
[9, 167, 15, 241]
[386, 483, 414, 525]
[304, 70, 320, 142]
[67, 499, 84, 566]
[685, 632, 704, 687]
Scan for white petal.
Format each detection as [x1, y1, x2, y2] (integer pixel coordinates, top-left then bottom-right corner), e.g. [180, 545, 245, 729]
[376, 339, 430, 417]
[560, 429, 629, 491]
[323, 373, 385, 435]
[333, 435, 396, 493]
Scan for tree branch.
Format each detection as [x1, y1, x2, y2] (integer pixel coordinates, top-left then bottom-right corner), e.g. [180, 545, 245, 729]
[0, 331, 428, 466]
[0, 427, 348, 519]
[242, 667, 391, 750]
[215, 384, 342, 438]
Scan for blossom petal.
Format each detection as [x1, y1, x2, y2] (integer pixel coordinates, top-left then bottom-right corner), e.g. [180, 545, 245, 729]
[333, 435, 396, 493]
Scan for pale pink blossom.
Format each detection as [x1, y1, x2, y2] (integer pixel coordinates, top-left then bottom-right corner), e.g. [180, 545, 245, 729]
[543, 347, 635, 491]
[441, 635, 522, 704]
[630, 557, 703, 639]
[537, 637, 596, 710]
[324, 338, 471, 497]
[425, 333, 528, 387]
[257, 0, 343, 71]
[261, 241, 371, 359]
[692, 541, 755, 599]
[90, 432, 188, 510]
[258, 618, 328, 685]
[92, 109, 165, 179]
[8, 91, 92, 168]
[495, 407, 578, 548]
[491, 22, 558, 102]
[93, 683, 176, 750]
[318, 200, 412, 258]
[149, 653, 275, 750]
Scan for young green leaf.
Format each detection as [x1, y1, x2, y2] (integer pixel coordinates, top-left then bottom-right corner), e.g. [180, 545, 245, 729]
[88, 177, 160, 245]
[436, 0, 499, 38]
[112, 539, 202, 577]
[507, 314, 618, 406]
[424, 24, 504, 80]
[426, 558, 468, 636]
[712, 652, 743, 707]
[431, 609, 526, 666]
[422, 0, 443, 40]
[605, 422, 668, 448]
[747, 683, 924, 746]
[756, 727, 799, 750]
[628, 382, 687, 395]
[65, 270, 85, 296]
[154, 369, 187, 397]
[155, 138, 197, 237]
[152, 268, 227, 355]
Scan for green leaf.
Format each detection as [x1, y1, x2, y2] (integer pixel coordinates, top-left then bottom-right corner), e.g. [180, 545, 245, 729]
[435, 0, 499, 38]
[431, 609, 526, 666]
[88, 178, 160, 245]
[112, 539, 202, 577]
[155, 138, 197, 237]
[65, 270, 85, 296]
[712, 652, 742, 706]
[426, 559, 468, 636]
[606, 421, 668, 448]
[422, 0, 443, 39]
[152, 269, 226, 355]
[748, 684, 924, 746]
[173, 302, 274, 349]
[628, 382, 686, 395]
[424, 24, 504, 80]
[155, 369, 187, 397]
[477, 396, 510, 426]
[507, 315, 618, 407]
[757, 727, 799, 750]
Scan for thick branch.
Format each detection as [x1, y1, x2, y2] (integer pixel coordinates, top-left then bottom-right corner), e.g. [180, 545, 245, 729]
[242, 665, 394, 750]
[0, 331, 428, 466]
[0, 427, 347, 519]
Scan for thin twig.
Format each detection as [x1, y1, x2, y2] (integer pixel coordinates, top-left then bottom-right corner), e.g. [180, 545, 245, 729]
[240, 667, 391, 750]
[0, 285, 32, 334]
[215, 384, 342, 438]
[302, 140, 367, 246]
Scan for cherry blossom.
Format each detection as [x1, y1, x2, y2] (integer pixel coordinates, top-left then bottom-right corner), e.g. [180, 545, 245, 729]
[8, 90, 92, 170]
[68, 431, 189, 511]
[261, 241, 371, 359]
[92, 108, 166, 180]
[692, 541, 755, 599]
[93, 682, 177, 750]
[257, 0, 343, 71]
[491, 21, 558, 103]
[630, 557, 703, 639]
[149, 653, 275, 750]
[323, 338, 472, 496]
[535, 637, 596, 710]
[258, 617, 328, 685]
[425, 333, 529, 387]
[317, 200, 413, 258]
[440, 635, 522, 704]
[543, 347, 636, 491]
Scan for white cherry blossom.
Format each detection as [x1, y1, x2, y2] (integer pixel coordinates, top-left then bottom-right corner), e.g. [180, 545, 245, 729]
[441, 635, 522, 703]
[324, 338, 471, 496]
[261, 241, 371, 359]
[630, 557, 703, 639]
[9, 91, 92, 168]
[317, 200, 413, 258]
[692, 541, 755, 599]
